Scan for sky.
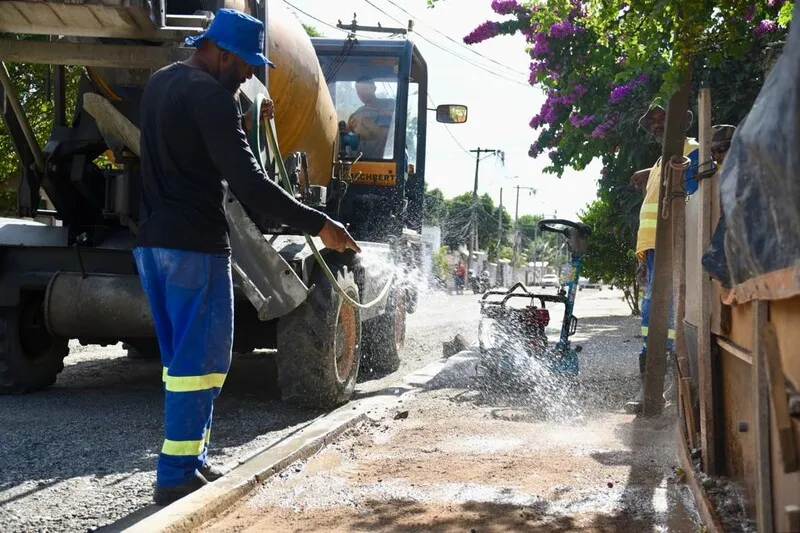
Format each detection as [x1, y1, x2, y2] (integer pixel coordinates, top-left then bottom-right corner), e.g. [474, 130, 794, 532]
[281, 0, 601, 221]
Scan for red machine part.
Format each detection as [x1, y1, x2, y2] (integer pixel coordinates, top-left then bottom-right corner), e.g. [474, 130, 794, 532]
[523, 307, 550, 329]
[521, 306, 550, 351]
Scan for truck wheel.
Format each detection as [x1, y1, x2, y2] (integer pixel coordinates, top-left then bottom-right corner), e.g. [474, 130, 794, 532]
[0, 296, 69, 394]
[276, 266, 361, 409]
[362, 288, 405, 374]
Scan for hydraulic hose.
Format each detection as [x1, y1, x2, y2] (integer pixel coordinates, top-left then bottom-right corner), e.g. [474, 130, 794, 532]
[248, 93, 394, 310]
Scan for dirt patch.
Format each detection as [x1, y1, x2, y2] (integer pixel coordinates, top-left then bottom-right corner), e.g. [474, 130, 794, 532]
[200, 387, 700, 533]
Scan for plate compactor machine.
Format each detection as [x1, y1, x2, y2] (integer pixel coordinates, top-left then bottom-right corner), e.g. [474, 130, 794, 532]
[477, 219, 592, 388]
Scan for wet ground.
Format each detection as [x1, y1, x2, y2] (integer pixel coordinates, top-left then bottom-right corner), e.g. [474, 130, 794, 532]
[199, 387, 698, 533]
[0, 285, 672, 532]
[0, 286, 477, 533]
[197, 288, 702, 533]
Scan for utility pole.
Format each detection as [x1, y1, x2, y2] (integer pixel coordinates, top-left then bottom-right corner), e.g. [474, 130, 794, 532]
[467, 147, 502, 274]
[512, 185, 536, 264]
[497, 188, 503, 251]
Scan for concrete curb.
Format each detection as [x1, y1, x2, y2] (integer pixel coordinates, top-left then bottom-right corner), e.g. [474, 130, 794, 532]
[123, 358, 449, 533]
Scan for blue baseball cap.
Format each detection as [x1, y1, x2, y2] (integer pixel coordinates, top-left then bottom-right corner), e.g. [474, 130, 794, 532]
[185, 8, 276, 68]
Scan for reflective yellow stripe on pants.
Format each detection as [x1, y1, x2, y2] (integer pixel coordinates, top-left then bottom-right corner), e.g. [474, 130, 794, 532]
[162, 428, 212, 456]
[641, 326, 676, 339]
[161, 367, 227, 392]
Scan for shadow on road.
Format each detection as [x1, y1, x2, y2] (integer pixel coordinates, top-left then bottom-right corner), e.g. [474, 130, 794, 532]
[348, 499, 578, 532]
[0, 349, 322, 502]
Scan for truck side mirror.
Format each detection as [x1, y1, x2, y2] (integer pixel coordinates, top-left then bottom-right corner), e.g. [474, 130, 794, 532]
[436, 104, 468, 124]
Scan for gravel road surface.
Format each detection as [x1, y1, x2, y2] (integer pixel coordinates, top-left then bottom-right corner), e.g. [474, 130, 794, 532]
[0, 285, 641, 532]
[0, 284, 482, 532]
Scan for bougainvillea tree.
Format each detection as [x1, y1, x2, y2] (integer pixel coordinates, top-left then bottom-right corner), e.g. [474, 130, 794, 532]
[457, 0, 791, 176]
[429, 0, 792, 310]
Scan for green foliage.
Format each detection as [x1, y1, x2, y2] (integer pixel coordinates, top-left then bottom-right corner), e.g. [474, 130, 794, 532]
[423, 185, 446, 225]
[579, 197, 640, 314]
[422, 186, 514, 256]
[444, 0, 791, 311]
[432, 246, 449, 280]
[302, 23, 323, 37]
[0, 44, 82, 216]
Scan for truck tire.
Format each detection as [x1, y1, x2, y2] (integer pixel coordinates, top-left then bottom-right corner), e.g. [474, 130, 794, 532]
[0, 296, 69, 394]
[361, 287, 405, 374]
[276, 266, 362, 409]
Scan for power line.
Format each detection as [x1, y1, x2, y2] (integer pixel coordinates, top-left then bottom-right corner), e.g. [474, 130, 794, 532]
[282, 0, 350, 36]
[427, 93, 471, 156]
[360, 0, 530, 87]
[381, 0, 527, 77]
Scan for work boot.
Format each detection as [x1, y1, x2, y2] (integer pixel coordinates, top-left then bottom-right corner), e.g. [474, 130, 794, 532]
[200, 462, 226, 482]
[153, 471, 208, 506]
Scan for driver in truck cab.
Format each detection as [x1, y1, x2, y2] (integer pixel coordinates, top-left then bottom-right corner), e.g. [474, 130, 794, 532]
[135, 8, 360, 506]
[347, 75, 395, 159]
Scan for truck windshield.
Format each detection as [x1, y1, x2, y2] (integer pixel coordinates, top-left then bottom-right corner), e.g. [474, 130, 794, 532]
[318, 54, 401, 161]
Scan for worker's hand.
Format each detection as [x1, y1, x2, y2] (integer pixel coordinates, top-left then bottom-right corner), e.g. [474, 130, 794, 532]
[243, 97, 275, 132]
[636, 260, 647, 287]
[260, 97, 275, 122]
[319, 218, 361, 254]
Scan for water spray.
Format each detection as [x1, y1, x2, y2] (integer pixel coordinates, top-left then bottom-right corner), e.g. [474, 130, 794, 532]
[249, 93, 394, 310]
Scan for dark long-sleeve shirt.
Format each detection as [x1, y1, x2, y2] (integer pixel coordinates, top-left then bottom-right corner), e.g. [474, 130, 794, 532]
[137, 62, 327, 253]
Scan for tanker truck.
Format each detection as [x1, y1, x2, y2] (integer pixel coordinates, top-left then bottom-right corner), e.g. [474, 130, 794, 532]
[0, 0, 467, 408]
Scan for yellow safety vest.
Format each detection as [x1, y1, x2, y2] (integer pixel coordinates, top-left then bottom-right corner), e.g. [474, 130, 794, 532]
[636, 138, 699, 259]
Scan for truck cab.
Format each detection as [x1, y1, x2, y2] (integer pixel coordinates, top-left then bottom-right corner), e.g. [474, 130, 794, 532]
[312, 36, 465, 241]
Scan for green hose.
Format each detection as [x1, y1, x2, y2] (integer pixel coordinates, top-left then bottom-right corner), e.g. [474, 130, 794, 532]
[248, 93, 395, 310]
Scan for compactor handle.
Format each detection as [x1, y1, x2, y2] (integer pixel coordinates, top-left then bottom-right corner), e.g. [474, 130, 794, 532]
[537, 219, 591, 255]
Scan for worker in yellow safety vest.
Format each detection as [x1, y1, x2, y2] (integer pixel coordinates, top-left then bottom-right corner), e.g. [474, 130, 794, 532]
[625, 105, 700, 414]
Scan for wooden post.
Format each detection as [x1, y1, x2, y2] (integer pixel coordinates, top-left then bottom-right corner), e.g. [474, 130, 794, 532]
[696, 87, 717, 473]
[753, 300, 774, 533]
[760, 320, 798, 473]
[672, 106, 688, 413]
[643, 73, 691, 415]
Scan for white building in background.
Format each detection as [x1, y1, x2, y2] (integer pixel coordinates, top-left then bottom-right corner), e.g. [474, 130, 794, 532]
[421, 225, 442, 284]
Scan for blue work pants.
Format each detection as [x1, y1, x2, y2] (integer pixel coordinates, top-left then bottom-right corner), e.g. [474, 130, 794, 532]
[639, 249, 675, 373]
[133, 246, 234, 488]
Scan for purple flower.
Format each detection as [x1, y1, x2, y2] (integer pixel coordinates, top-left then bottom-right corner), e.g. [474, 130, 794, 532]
[528, 61, 546, 84]
[569, 114, 595, 127]
[550, 20, 577, 39]
[755, 19, 778, 36]
[464, 21, 501, 44]
[745, 6, 755, 21]
[548, 150, 557, 161]
[768, 0, 786, 7]
[530, 32, 550, 57]
[608, 74, 649, 104]
[590, 114, 618, 138]
[491, 0, 521, 15]
[528, 141, 543, 157]
[609, 85, 632, 104]
[574, 84, 588, 96]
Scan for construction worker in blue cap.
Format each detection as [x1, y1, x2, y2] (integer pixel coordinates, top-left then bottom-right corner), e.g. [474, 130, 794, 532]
[135, 8, 361, 505]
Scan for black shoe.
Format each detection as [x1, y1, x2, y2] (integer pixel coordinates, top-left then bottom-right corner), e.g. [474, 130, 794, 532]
[153, 472, 208, 506]
[199, 462, 226, 482]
